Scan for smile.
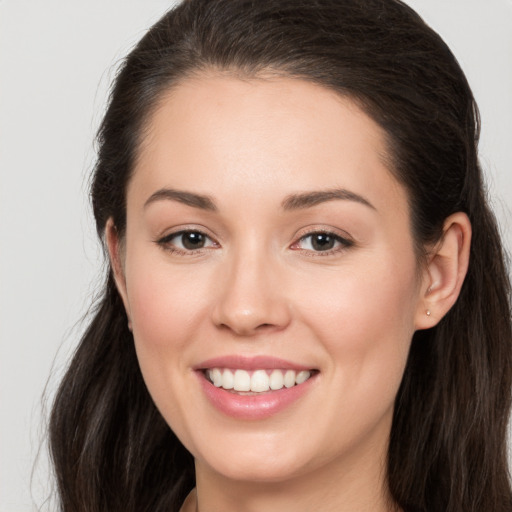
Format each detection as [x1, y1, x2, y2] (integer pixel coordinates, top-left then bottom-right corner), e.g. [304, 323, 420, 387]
[205, 368, 313, 393]
[195, 356, 319, 419]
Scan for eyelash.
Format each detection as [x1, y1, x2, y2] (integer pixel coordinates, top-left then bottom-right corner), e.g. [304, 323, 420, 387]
[155, 229, 218, 256]
[291, 230, 354, 256]
[155, 229, 354, 257]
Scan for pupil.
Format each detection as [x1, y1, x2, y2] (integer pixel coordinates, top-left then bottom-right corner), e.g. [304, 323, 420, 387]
[312, 234, 335, 251]
[182, 232, 205, 249]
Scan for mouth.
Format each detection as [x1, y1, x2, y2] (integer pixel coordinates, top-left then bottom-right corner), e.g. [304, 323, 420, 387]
[194, 356, 319, 419]
[202, 368, 318, 394]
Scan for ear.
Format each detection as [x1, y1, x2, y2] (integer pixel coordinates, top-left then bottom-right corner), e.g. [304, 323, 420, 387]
[415, 212, 471, 330]
[105, 218, 132, 326]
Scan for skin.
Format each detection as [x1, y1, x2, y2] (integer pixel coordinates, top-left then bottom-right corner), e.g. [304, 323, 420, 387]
[107, 75, 471, 512]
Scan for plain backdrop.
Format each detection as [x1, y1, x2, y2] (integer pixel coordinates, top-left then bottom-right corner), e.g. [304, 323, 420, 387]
[0, 1, 511, 510]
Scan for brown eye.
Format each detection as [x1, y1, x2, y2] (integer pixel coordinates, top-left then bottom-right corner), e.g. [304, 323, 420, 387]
[293, 231, 353, 254]
[310, 233, 336, 251]
[181, 231, 206, 249]
[157, 230, 217, 252]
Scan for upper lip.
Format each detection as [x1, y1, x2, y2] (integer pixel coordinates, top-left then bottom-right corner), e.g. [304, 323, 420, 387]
[194, 355, 315, 371]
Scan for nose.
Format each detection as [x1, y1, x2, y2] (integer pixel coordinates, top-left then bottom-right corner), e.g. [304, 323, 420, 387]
[211, 250, 292, 337]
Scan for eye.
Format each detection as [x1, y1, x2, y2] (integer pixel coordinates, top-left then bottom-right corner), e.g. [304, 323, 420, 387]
[157, 230, 218, 252]
[291, 231, 353, 254]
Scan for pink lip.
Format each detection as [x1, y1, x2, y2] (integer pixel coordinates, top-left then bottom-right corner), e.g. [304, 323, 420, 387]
[194, 355, 318, 420]
[195, 355, 313, 371]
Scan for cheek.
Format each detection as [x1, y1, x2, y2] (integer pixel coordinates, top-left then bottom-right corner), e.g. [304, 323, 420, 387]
[122, 249, 212, 399]
[299, 253, 419, 394]
[293, 258, 419, 457]
[125, 250, 210, 350]
[123, 258, 212, 438]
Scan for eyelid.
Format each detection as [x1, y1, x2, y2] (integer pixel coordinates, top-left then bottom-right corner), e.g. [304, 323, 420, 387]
[290, 226, 354, 254]
[292, 225, 354, 242]
[155, 226, 220, 254]
[156, 223, 216, 241]
[154, 224, 354, 256]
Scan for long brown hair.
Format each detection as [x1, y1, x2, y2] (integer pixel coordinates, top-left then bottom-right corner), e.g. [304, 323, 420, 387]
[49, 1, 512, 511]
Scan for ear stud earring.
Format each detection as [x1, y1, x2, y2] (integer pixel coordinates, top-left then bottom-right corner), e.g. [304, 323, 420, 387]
[426, 310, 431, 317]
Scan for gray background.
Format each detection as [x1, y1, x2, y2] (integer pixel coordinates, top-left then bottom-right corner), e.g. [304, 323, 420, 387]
[1, 1, 511, 510]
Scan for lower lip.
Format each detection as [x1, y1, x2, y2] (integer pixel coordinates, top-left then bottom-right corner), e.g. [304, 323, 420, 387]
[197, 372, 316, 420]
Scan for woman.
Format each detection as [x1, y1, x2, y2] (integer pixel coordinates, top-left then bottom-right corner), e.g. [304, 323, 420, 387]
[49, 0, 512, 511]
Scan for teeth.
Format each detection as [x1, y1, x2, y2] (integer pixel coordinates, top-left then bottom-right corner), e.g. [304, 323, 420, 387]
[284, 369, 296, 388]
[296, 370, 310, 384]
[269, 369, 284, 390]
[206, 368, 312, 392]
[233, 369, 251, 391]
[251, 370, 270, 392]
[211, 368, 222, 387]
[222, 369, 234, 389]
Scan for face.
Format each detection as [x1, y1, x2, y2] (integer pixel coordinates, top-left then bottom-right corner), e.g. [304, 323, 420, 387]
[113, 76, 428, 486]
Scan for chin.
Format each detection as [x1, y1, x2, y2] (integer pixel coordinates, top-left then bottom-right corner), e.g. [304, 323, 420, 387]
[204, 454, 310, 484]
[190, 429, 328, 484]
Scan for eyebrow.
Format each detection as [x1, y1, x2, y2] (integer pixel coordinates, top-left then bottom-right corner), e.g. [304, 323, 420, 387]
[144, 188, 218, 211]
[281, 189, 376, 211]
[143, 187, 375, 213]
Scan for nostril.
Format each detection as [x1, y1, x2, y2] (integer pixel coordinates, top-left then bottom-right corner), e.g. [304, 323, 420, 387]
[216, 321, 279, 335]
[211, 290, 292, 335]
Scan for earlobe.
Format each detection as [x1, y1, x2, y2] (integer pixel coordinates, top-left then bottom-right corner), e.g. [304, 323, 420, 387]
[415, 212, 471, 330]
[105, 218, 131, 318]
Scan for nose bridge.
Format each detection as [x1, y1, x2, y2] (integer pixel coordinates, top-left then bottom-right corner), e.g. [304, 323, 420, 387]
[212, 238, 290, 335]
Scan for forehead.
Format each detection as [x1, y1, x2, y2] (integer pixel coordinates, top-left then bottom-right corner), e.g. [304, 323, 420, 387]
[129, 75, 408, 218]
